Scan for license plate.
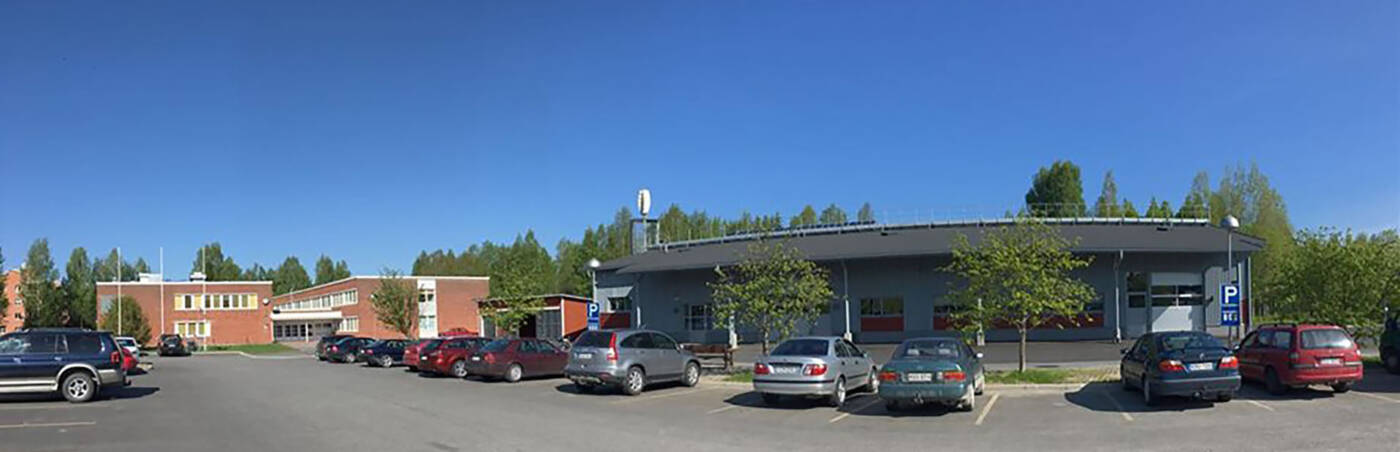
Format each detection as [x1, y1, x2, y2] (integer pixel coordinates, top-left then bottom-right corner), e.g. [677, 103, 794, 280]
[471, 356, 481, 361]
[575, 353, 593, 360]
[905, 372, 933, 382]
[772, 365, 799, 375]
[1187, 362, 1214, 372]
[1320, 358, 1342, 366]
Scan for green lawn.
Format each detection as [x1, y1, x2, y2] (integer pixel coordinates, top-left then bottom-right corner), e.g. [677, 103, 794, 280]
[986, 367, 1117, 384]
[723, 369, 755, 382]
[199, 343, 300, 355]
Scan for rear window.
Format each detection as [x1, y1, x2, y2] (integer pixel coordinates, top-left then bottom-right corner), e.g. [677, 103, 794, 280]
[896, 340, 961, 359]
[1301, 329, 1354, 350]
[1157, 333, 1225, 352]
[67, 334, 105, 355]
[480, 339, 511, 352]
[575, 332, 613, 348]
[419, 340, 443, 351]
[770, 339, 829, 357]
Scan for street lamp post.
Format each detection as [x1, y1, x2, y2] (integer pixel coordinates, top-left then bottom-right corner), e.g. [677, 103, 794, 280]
[586, 258, 601, 308]
[1221, 215, 1240, 341]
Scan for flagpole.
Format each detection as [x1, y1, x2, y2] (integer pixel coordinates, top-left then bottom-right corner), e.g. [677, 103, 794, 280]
[117, 247, 122, 335]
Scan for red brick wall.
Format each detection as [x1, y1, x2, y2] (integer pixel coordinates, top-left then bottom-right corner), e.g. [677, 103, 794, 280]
[434, 278, 488, 337]
[2, 270, 24, 333]
[97, 281, 275, 346]
[271, 277, 489, 340]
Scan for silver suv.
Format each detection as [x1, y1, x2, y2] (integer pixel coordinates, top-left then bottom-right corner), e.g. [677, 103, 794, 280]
[565, 329, 701, 395]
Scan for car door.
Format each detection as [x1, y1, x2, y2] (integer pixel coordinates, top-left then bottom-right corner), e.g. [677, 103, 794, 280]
[18, 333, 64, 382]
[0, 334, 25, 385]
[648, 333, 683, 380]
[531, 340, 566, 375]
[832, 340, 856, 383]
[1263, 329, 1293, 376]
[841, 340, 871, 386]
[1237, 331, 1263, 380]
[619, 332, 654, 371]
[1121, 336, 1147, 383]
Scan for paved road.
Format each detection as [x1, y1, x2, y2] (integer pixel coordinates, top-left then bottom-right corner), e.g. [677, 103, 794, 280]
[2, 355, 1396, 452]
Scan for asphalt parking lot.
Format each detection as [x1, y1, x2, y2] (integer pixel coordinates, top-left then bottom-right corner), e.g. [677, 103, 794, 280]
[1, 355, 1396, 452]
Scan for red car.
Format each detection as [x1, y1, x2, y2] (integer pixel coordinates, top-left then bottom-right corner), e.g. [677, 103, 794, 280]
[403, 339, 442, 372]
[464, 338, 568, 383]
[119, 346, 139, 373]
[420, 337, 492, 378]
[1237, 324, 1364, 394]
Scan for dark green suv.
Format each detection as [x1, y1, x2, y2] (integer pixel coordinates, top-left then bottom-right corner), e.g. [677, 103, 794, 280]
[1382, 310, 1400, 374]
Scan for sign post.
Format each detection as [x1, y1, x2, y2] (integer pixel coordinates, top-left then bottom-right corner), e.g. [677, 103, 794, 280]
[1220, 284, 1241, 329]
[587, 302, 601, 331]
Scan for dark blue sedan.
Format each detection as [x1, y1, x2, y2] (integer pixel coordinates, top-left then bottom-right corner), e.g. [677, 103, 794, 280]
[356, 339, 411, 367]
[1120, 331, 1241, 405]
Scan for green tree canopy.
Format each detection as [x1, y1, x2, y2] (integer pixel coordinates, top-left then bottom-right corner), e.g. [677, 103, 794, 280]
[1122, 199, 1140, 218]
[20, 239, 63, 328]
[1263, 229, 1399, 340]
[314, 255, 351, 285]
[1024, 160, 1087, 217]
[62, 247, 97, 329]
[483, 231, 556, 336]
[818, 204, 848, 225]
[240, 263, 272, 281]
[1092, 170, 1121, 217]
[94, 248, 137, 282]
[943, 221, 1098, 371]
[273, 256, 311, 295]
[99, 295, 152, 344]
[857, 202, 876, 222]
[790, 205, 819, 228]
[192, 243, 241, 281]
[709, 240, 834, 354]
[370, 269, 417, 338]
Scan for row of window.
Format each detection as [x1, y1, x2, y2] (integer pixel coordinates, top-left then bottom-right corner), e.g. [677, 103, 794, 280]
[176, 293, 258, 311]
[1126, 272, 1208, 307]
[281, 289, 359, 311]
[176, 321, 210, 338]
[341, 317, 359, 332]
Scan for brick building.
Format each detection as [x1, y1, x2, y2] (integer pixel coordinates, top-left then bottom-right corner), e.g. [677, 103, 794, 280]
[477, 294, 631, 341]
[268, 276, 489, 342]
[96, 277, 276, 346]
[2, 269, 25, 333]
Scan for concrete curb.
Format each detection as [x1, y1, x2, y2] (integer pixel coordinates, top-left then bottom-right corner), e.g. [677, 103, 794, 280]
[193, 351, 312, 360]
[698, 376, 1097, 392]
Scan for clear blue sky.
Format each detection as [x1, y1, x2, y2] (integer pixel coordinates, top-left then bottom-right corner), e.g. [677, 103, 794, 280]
[2, 1, 1397, 278]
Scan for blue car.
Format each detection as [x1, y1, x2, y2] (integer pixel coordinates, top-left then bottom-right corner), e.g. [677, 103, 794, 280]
[356, 339, 411, 367]
[876, 338, 985, 412]
[1120, 331, 1240, 405]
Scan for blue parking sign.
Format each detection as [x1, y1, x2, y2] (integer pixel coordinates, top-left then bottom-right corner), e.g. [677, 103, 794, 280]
[1220, 284, 1240, 326]
[587, 302, 601, 331]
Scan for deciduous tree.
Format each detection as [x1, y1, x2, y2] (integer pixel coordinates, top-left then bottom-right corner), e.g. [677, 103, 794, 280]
[192, 243, 241, 281]
[370, 269, 417, 338]
[1024, 160, 1087, 217]
[482, 232, 554, 336]
[273, 256, 311, 295]
[314, 255, 351, 285]
[1264, 229, 1399, 341]
[943, 220, 1098, 371]
[99, 295, 151, 344]
[857, 202, 876, 223]
[62, 247, 97, 328]
[1093, 171, 1121, 217]
[818, 204, 848, 225]
[20, 239, 63, 328]
[708, 240, 834, 354]
[789, 205, 819, 228]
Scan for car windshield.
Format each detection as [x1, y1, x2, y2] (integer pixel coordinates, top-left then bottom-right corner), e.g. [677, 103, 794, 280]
[574, 332, 612, 348]
[1157, 333, 1225, 352]
[116, 338, 137, 346]
[1301, 329, 1354, 350]
[896, 340, 962, 359]
[769, 339, 829, 357]
[480, 339, 511, 353]
[161, 336, 181, 344]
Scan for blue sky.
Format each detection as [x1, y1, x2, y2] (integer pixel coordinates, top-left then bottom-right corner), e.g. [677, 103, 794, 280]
[2, 1, 1396, 278]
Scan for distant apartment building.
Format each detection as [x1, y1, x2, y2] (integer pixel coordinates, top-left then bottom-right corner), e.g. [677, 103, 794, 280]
[268, 276, 489, 342]
[2, 269, 24, 333]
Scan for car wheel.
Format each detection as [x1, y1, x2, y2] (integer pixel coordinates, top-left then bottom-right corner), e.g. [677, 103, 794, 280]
[379, 356, 394, 368]
[1121, 374, 1134, 392]
[974, 371, 985, 396]
[1264, 367, 1287, 395]
[761, 392, 782, 405]
[1331, 382, 1352, 393]
[827, 377, 847, 407]
[867, 367, 880, 393]
[1217, 392, 1234, 402]
[451, 360, 470, 379]
[505, 364, 523, 383]
[407, 365, 418, 372]
[1142, 376, 1158, 406]
[61, 372, 97, 403]
[958, 384, 976, 412]
[885, 399, 902, 412]
[623, 367, 646, 396]
[1384, 352, 1400, 375]
[681, 362, 700, 387]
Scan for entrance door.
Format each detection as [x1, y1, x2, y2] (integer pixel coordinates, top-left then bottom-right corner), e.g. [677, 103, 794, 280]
[1125, 272, 1206, 336]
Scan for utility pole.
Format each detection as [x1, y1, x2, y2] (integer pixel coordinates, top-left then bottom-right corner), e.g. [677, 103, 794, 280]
[117, 247, 122, 335]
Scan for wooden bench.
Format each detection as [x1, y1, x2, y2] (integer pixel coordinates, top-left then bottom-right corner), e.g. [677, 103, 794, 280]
[682, 343, 734, 371]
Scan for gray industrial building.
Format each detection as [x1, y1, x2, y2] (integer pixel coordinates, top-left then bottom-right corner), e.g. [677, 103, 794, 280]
[593, 218, 1263, 345]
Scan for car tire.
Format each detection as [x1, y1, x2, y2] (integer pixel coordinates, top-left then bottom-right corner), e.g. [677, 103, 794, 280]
[505, 364, 523, 383]
[1142, 376, 1158, 406]
[1217, 392, 1233, 402]
[1121, 374, 1134, 392]
[61, 372, 97, 403]
[623, 367, 646, 396]
[407, 365, 418, 372]
[1384, 351, 1400, 375]
[378, 356, 394, 368]
[885, 399, 902, 412]
[867, 367, 881, 393]
[681, 362, 700, 387]
[451, 360, 470, 379]
[1331, 382, 1352, 393]
[761, 392, 782, 406]
[974, 371, 985, 396]
[1264, 367, 1287, 395]
[827, 377, 847, 407]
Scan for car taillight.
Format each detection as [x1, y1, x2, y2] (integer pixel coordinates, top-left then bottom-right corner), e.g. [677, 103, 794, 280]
[803, 363, 828, 376]
[606, 334, 618, 362]
[1158, 360, 1185, 373]
[941, 371, 967, 382]
[754, 363, 771, 375]
[364, 349, 373, 354]
[110, 351, 121, 364]
[1219, 356, 1239, 369]
[877, 370, 898, 382]
[330, 346, 338, 352]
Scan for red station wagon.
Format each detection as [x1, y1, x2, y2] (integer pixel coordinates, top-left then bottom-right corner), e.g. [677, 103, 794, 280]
[420, 337, 492, 378]
[465, 338, 569, 383]
[1236, 324, 1364, 395]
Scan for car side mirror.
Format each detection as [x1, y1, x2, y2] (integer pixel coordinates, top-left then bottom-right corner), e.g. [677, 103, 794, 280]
[862, 351, 869, 359]
[1119, 348, 1128, 355]
[975, 352, 984, 359]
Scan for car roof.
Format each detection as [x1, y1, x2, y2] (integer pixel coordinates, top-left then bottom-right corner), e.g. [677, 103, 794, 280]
[786, 336, 839, 342]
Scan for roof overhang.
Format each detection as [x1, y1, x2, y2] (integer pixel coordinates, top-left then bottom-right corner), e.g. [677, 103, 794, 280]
[270, 311, 344, 322]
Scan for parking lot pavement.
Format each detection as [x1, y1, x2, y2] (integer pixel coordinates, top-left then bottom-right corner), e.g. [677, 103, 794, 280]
[2, 356, 1396, 452]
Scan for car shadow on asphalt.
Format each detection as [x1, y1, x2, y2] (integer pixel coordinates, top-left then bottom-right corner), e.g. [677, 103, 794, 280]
[550, 380, 689, 397]
[0, 386, 159, 404]
[1064, 381, 1220, 413]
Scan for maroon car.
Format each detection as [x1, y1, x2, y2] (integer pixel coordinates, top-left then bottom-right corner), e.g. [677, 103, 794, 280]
[464, 338, 568, 382]
[402, 339, 442, 372]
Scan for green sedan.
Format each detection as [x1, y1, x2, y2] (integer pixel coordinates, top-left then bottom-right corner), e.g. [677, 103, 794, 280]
[876, 338, 985, 412]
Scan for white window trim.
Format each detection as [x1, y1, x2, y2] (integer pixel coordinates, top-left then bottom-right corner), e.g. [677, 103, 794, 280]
[175, 293, 257, 311]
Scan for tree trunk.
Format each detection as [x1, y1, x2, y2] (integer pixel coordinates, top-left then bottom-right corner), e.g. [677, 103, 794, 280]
[1018, 326, 1028, 372]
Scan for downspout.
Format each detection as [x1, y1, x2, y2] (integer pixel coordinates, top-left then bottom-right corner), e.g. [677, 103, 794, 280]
[841, 260, 851, 341]
[1114, 250, 1123, 343]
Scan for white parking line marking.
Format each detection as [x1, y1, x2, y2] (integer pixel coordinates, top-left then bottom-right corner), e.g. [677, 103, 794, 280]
[1354, 392, 1400, 404]
[1246, 400, 1275, 412]
[1099, 393, 1133, 422]
[707, 405, 741, 415]
[974, 393, 1000, 426]
[610, 386, 722, 405]
[0, 421, 96, 430]
[828, 397, 881, 424]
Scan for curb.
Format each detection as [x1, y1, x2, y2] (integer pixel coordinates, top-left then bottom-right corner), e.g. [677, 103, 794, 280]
[699, 376, 1099, 392]
[193, 351, 311, 360]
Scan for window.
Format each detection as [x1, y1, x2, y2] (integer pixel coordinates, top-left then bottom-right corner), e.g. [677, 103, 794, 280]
[619, 333, 653, 349]
[651, 333, 678, 350]
[685, 304, 714, 331]
[859, 297, 903, 317]
[608, 296, 633, 312]
[770, 339, 829, 357]
[176, 321, 211, 338]
[1271, 330, 1293, 349]
[176, 293, 256, 311]
[66, 334, 104, 355]
[518, 341, 538, 353]
[341, 317, 359, 332]
[1149, 273, 1206, 307]
[1126, 272, 1148, 308]
[182, 295, 194, 310]
[281, 289, 359, 311]
[1301, 329, 1354, 350]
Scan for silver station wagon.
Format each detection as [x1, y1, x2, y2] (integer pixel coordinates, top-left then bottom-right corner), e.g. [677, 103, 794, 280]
[752, 337, 878, 407]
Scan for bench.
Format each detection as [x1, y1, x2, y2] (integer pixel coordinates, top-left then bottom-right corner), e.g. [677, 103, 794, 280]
[682, 343, 735, 371]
